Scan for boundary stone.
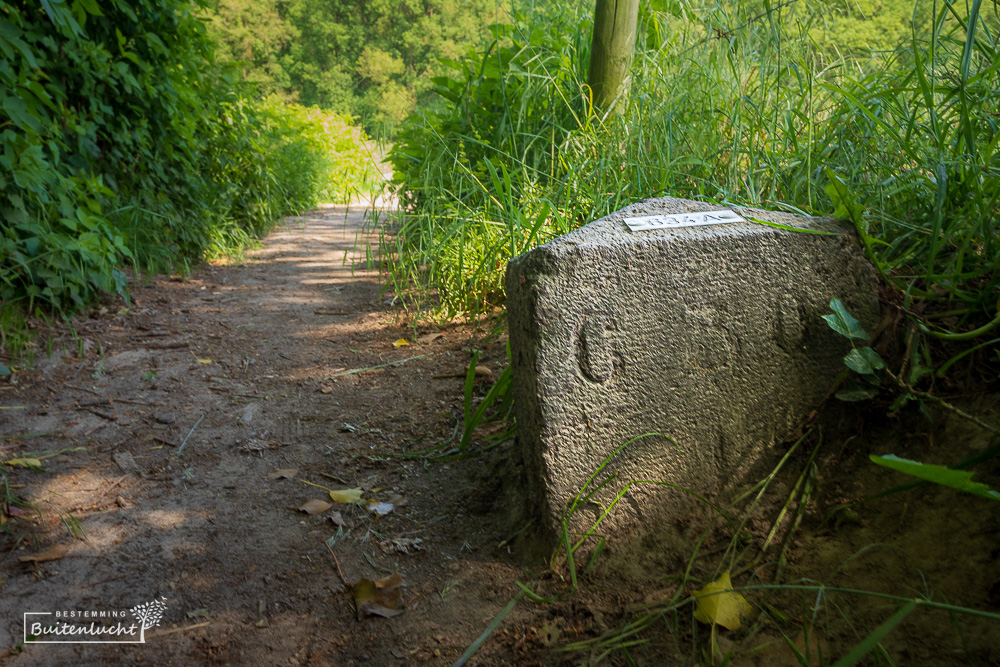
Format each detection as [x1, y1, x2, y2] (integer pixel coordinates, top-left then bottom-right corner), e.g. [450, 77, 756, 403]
[505, 197, 880, 546]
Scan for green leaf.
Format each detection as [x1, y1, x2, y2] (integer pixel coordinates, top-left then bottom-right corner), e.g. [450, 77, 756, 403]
[823, 298, 869, 340]
[844, 347, 885, 375]
[835, 382, 879, 402]
[870, 455, 1000, 501]
[824, 168, 865, 225]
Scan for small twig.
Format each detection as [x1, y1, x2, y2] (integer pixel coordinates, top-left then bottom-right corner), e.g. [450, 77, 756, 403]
[65, 384, 102, 396]
[98, 474, 128, 498]
[114, 398, 161, 406]
[886, 368, 999, 435]
[175, 414, 206, 457]
[320, 353, 431, 381]
[318, 471, 351, 485]
[324, 541, 349, 588]
[82, 408, 116, 421]
[152, 437, 177, 447]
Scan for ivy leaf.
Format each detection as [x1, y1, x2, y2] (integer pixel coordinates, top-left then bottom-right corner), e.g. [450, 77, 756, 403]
[823, 298, 869, 340]
[844, 347, 885, 375]
[835, 382, 879, 402]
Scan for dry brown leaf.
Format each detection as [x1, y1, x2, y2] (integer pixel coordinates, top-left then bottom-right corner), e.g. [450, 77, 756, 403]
[417, 333, 444, 345]
[354, 573, 405, 618]
[19, 544, 69, 563]
[474, 365, 493, 379]
[329, 511, 346, 527]
[269, 468, 298, 480]
[296, 499, 333, 515]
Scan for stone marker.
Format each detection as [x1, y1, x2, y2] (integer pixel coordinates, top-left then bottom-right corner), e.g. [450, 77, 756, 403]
[505, 197, 880, 547]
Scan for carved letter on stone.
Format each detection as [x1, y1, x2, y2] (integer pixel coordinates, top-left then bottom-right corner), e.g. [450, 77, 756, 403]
[578, 315, 614, 383]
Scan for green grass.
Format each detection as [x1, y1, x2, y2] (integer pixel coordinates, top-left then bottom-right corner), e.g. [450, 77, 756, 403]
[383, 4, 999, 660]
[385, 0, 999, 372]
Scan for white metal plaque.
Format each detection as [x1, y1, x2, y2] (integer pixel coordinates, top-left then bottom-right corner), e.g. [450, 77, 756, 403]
[624, 209, 746, 232]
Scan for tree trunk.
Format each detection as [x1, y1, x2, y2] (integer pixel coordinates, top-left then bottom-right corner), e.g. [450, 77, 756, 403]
[587, 0, 640, 114]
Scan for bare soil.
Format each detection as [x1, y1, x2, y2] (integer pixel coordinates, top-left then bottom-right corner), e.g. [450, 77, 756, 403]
[1, 205, 998, 666]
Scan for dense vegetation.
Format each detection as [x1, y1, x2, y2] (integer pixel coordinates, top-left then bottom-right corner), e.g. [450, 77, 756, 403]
[387, 0, 1000, 376]
[0, 0, 378, 329]
[201, 0, 502, 131]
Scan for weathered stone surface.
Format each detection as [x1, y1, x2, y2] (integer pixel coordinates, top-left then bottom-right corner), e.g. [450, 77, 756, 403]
[505, 197, 880, 545]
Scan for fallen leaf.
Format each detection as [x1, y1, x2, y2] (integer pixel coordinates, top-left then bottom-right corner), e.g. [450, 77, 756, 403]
[474, 365, 493, 379]
[19, 544, 69, 563]
[329, 511, 346, 527]
[341, 423, 357, 433]
[186, 608, 211, 619]
[392, 338, 409, 348]
[319, 386, 333, 394]
[417, 333, 444, 345]
[4, 458, 42, 468]
[329, 488, 364, 504]
[693, 571, 752, 630]
[269, 468, 299, 480]
[354, 573, 405, 618]
[366, 501, 394, 517]
[196, 358, 212, 365]
[296, 499, 333, 515]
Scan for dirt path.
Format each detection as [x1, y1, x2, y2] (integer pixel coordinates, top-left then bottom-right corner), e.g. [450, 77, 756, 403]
[3, 205, 1000, 666]
[0, 206, 524, 665]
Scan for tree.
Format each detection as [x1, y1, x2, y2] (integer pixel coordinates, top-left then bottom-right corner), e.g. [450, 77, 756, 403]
[587, 0, 640, 114]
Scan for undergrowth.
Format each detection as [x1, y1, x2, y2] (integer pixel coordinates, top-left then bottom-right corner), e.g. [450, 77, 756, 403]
[489, 430, 1000, 665]
[0, 0, 380, 364]
[385, 0, 999, 372]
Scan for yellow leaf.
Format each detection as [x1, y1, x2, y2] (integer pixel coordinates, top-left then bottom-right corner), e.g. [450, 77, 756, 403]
[392, 338, 409, 347]
[196, 358, 212, 365]
[4, 458, 42, 468]
[692, 571, 752, 631]
[329, 488, 364, 504]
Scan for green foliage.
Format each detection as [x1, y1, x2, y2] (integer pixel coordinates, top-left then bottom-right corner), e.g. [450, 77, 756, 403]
[0, 0, 378, 327]
[387, 0, 999, 374]
[202, 0, 503, 132]
[809, 0, 934, 55]
[870, 454, 1000, 501]
[386, 6, 591, 316]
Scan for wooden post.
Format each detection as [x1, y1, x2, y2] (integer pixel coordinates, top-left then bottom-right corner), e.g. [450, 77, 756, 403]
[587, 0, 640, 114]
